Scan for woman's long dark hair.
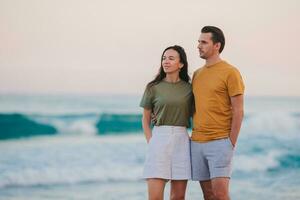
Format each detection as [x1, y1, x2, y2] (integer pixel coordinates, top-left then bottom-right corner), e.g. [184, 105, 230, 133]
[147, 45, 190, 89]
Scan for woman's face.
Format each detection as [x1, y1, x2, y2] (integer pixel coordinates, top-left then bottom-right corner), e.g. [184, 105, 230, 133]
[161, 49, 183, 74]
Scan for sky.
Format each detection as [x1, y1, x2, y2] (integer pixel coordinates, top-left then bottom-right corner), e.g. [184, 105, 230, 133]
[1, 0, 300, 96]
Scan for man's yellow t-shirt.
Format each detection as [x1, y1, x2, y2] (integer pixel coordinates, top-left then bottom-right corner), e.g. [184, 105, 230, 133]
[191, 60, 245, 142]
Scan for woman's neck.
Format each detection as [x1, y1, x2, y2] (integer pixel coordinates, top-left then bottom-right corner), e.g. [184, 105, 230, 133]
[164, 73, 180, 83]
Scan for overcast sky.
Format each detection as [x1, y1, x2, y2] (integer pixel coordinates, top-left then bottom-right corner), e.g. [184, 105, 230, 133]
[1, 0, 299, 96]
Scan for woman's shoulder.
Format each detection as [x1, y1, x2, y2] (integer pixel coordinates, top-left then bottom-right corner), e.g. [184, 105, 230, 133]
[180, 80, 192, 88]
[177, 81, 192, 94]
[144, 82, 160, 93]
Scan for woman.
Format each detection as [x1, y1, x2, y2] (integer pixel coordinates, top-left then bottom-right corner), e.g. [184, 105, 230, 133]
[140, 45, 193, 200]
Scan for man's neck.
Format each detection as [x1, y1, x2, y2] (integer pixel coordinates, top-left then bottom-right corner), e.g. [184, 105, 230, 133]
[205, 55, 222, 67]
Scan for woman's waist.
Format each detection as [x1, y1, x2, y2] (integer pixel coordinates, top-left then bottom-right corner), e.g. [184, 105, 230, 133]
[153, 125, 187, 132]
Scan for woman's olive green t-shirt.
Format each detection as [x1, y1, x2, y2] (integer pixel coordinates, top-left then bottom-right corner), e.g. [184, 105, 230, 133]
[140, 80, 193, 128]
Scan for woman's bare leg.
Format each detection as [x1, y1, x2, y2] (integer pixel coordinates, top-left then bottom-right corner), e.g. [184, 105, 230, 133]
[147, 178, 167, 200]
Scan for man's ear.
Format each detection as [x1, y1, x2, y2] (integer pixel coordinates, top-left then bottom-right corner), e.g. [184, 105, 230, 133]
[215, 42, 221, 51]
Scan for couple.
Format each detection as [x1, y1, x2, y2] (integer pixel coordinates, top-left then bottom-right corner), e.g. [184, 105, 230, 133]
[140, 26, 245, 200]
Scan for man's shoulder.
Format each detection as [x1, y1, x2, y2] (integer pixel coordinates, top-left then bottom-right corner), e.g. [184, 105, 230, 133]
[220, 61, 242, 76]
[222, 61, 239, 70]
[192, 67, 205, 83]
[193, 67, 205, 75]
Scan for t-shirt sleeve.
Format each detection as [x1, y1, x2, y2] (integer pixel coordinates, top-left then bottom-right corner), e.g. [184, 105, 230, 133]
[139, 86, 154, 110]
[227, 68, 245, 97]
[191, 69, 199, 85]
[192, 71, 196, 84]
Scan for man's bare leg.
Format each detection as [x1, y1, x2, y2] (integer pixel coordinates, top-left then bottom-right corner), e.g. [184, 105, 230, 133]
[211, 177, 230, 200]
[170, 180, 188, 200]
[199, 180, 215, 200]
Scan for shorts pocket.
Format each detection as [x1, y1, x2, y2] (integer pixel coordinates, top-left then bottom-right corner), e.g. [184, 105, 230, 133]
[227, 138, 234, 150]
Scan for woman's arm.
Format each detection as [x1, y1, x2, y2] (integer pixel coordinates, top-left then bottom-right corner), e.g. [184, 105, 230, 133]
[142, 108, 152, 143]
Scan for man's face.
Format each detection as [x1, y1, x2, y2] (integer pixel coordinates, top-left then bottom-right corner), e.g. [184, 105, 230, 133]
[197, 32, 219, 59]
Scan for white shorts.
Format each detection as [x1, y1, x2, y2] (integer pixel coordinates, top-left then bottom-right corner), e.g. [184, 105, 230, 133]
[142, 126, 191, 180]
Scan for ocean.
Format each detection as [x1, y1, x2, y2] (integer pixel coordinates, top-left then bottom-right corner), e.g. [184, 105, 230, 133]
[0, 94, 300, 200]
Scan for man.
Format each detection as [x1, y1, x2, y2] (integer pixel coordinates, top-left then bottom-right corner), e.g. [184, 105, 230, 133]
[191, 26, 245, 200]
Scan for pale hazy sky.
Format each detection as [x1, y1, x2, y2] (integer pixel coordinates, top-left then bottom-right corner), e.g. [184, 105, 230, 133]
[1, 0, 299, 96]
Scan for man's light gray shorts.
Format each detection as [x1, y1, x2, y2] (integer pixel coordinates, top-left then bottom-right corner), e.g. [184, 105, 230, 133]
[191, 138, 235, 181]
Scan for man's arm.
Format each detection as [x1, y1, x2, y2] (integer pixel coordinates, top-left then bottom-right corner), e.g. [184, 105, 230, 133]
[229, 94, 244, 147]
